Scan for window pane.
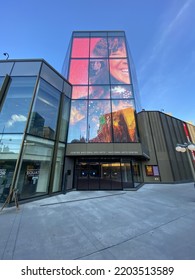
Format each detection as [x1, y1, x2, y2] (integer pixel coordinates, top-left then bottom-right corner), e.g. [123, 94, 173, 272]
[59, 96, 70, 142]
[0, 77, 36, 134]
[0, 134, 22, 157]
[11, 61, 41, 76]
[52, 142, 65, 192]
[0, 134, 23, 202]
[72, 86, 88, 99]
[108, 37, 127, 57]
[73, 32, 90, 37]
[0, 77, 4, 89]
[0, 160, 16, 202]
[108, 31, 125, 37]
[121, 162, 133, 188]
[17, 136, 54, 199]
[68, 100, 88, 143]
[90, 32, 107, 37]
[28, 79, 60, 139]
[40, 63, 63, 91]
[63, 81, 72, 98]
[112, 100, 137, 142]
[132, 161, 143, 183]
[89, 85, 110, 99]
[0, 62, 14, 76]
[109, 59, 131, 84]
[111, 85, 133, 99]
[90, 38, 108, 57]
[89, 59, 109, 84]
[71, 38, 89, 58]
[88, 100, 112, 142]
[69, 59, 88, 84]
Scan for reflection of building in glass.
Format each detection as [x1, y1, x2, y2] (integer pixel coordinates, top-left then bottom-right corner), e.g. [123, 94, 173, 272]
[29, 112, 45, 137]
[0, 59, 71, 202]
[0, 30, 195, 203]
[43, 126, 55, 139]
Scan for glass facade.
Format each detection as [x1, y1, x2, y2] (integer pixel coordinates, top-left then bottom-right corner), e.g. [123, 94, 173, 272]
[1, 31, 193, 202]
[67, 31, 138, 143]
[0, 77, 4, 89]
[0, 60, 71, 202]
[17, 136, 54, 199]
[27, 79, 61, 139]
[74, 157, 143, 190]
[0, 134, 23, 202]
[0, 77, 36, 134]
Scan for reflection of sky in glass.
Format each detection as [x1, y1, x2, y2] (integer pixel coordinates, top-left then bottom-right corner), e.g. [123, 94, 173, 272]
[0, 77, 4, 89]
[0, 134, 22, 154]
[0, 77, 36, 134]
[28, 79, 60, 138]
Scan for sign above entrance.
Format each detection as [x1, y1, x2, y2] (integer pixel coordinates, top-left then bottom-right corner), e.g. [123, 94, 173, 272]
[68, 150, 140, 155]
[66, 142, 145, 157]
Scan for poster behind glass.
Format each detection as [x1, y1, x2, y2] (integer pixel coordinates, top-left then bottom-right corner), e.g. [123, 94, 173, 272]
[68, 36, 138, 143]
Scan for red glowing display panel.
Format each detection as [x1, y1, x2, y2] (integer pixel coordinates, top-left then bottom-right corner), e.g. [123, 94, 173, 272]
[71, 38, 89, 58]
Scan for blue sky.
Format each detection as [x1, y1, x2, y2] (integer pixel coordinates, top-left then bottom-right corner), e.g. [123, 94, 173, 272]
[1, 0, 195, 123]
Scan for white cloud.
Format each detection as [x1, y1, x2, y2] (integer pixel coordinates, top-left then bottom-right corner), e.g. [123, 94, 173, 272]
[154, 0, 192, 51]
[6, 114, 27, 127]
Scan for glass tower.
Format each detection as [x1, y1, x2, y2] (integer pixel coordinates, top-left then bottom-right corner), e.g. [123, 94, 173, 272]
[65, 31, 140, 144]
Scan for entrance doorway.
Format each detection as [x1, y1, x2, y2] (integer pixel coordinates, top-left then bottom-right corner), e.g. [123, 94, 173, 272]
[75, 157, 134, 190]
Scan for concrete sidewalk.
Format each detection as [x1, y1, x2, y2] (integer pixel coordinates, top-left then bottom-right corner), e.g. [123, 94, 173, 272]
[0, 183, 195, 260]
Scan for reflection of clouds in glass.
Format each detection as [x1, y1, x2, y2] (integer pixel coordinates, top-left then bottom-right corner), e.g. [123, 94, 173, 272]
[6, 114, 27, 127]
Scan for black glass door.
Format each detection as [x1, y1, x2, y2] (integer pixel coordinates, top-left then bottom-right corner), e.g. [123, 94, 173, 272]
[89, 162, 100, 190]
[76, 157, 129, 190]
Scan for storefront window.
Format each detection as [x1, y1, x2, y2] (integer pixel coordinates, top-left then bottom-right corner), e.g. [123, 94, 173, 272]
[132, 162, 143, 184]
[0, 134, 23, 202]
[16, 135, 54, 200]
[52, 143, 66, 193]
[121, 162, 133, 188]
